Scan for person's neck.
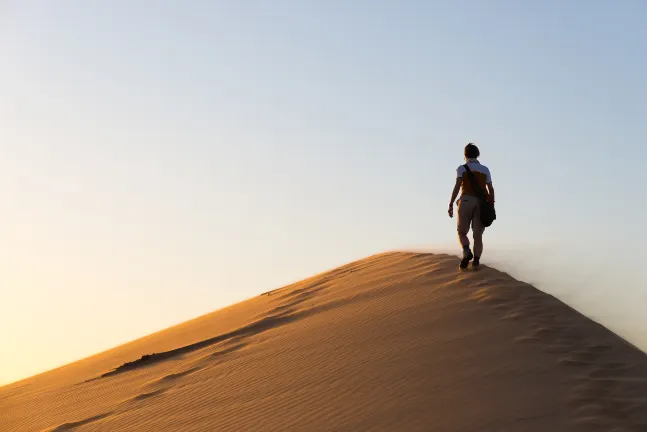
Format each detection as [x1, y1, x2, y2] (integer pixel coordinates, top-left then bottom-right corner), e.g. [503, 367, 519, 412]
[466, 158, 478, 163]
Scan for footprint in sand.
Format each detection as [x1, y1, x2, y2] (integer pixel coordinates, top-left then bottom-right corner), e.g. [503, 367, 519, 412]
[514, 335, 542, 344]
[585, 344, 614, 354]
[559, 350, 601, 366]
[529, 326, 560, 339]
[208, 343, 246, 360]
[559, 357, 596, 368]
[158, 366, 202, 382]
[471, 289, 512, 310]
[576, 350, 605, 361]
[501, 311, 523, 320]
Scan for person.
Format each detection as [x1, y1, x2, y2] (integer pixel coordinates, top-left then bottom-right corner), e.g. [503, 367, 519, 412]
[448, 143, 495, 269]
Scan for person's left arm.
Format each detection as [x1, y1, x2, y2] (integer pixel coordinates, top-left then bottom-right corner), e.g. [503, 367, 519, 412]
[485, 168, 495, 204]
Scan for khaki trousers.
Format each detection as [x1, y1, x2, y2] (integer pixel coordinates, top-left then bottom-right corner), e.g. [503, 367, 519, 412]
[457, 195, 484, 257]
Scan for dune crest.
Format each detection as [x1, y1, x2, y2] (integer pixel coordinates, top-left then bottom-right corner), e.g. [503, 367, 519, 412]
[2, 252, 647, 431]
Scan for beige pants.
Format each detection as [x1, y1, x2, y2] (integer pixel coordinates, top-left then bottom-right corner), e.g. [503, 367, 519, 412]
[457, 195, 484, 257]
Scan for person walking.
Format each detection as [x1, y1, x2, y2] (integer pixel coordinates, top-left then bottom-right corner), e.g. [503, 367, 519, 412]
[448, 143, 495, 269]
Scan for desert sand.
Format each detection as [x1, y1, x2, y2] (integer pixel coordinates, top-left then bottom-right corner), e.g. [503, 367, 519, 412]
[2, 252, 647, 431]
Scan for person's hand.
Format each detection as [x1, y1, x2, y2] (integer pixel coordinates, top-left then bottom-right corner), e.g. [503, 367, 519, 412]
[448, 204, 454, 218]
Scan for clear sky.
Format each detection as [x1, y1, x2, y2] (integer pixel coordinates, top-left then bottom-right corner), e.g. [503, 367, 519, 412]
[1, 0, 646, 386]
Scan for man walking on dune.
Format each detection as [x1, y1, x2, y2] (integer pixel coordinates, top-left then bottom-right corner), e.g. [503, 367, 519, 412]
[448, 143, 495, 269]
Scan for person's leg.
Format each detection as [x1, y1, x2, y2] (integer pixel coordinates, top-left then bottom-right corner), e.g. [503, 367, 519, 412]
[456, 198, 471, 248]
[472, 226, 484, 261]
[472, 203, 485, 266]
[457, 198, 476, 268]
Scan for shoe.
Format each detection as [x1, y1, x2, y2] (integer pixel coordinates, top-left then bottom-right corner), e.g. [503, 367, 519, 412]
[472, 257, 480, 269]
[460, 248, 473, 269]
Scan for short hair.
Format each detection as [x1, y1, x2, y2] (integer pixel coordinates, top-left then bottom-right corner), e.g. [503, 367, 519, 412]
[464, 143, 480, 159]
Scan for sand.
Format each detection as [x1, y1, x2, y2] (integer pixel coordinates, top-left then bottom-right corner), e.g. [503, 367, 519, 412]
[2, 251, 647, 431]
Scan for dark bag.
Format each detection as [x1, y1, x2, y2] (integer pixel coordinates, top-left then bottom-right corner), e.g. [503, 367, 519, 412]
[463, 164, 496, 227]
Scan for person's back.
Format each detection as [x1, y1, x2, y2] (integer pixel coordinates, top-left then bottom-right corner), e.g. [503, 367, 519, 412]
[448, 143, 495, 269]
[457, 160, 491, 200]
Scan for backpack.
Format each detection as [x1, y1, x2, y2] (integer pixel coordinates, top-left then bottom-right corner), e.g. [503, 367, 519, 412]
[463, 164, 496, 227]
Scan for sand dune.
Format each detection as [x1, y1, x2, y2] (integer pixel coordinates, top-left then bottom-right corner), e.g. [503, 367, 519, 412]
[2, 252, 647, 431]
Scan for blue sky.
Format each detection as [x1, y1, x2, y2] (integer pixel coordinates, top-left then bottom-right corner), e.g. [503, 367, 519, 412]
[1, 0, 646, 385]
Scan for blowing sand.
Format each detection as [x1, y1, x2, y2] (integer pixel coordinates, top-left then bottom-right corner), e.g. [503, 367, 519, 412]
[2, 252, 647, 431]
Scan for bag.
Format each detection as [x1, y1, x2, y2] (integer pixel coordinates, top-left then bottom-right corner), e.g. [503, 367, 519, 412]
[463, 164, 496, 227]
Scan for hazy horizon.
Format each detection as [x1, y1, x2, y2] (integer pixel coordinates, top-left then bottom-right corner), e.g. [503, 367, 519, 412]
[2, 1, 646, 386]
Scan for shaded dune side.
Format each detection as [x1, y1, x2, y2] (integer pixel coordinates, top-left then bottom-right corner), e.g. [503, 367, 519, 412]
[470, 273, 647, 431]
[2, 252, 647, 432]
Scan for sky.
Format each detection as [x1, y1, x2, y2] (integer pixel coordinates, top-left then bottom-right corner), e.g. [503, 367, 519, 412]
[1, 0, 646, 386]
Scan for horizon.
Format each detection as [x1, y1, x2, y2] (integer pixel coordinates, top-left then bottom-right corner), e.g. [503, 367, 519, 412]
[2, 1, 646, 386]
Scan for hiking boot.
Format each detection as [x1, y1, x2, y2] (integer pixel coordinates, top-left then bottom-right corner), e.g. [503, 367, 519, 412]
[460, 248, 473, 269]
[472, 257, 480, 270]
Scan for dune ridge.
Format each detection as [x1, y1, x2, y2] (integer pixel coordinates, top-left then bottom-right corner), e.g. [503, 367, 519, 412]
[2, 252, 647, 431]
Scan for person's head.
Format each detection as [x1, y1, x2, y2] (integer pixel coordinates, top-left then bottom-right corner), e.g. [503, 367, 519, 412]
[464, 143, 480, 160]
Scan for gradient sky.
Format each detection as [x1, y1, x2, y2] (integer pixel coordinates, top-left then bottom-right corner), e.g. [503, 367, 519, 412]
[1, 0, 646, 386]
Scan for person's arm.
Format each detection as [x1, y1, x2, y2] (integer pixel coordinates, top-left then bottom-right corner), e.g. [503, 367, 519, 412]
[448, 177, 462, 218]
[486, 183, 495, 204]
[485, 168, 495, 204]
